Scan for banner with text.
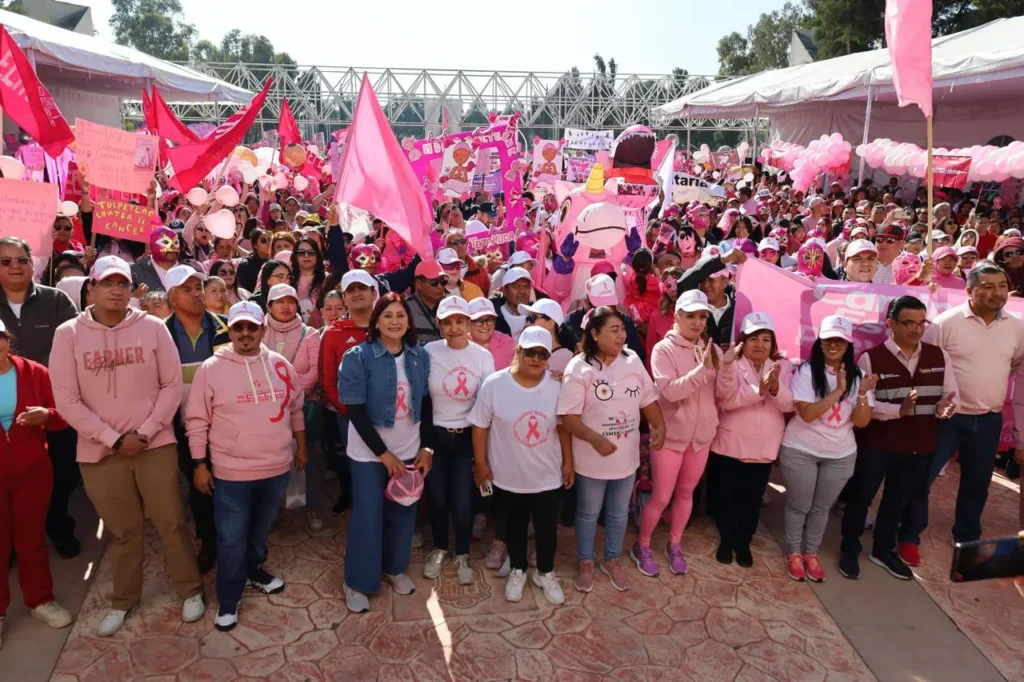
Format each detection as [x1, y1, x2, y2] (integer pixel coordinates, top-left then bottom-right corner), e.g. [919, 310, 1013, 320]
[563, 128, 614, 151]
[0, 178, 57, 262]
[91, 200, 157, 242]
[75, 118, 157, 195]
[932, 155, 973, 190]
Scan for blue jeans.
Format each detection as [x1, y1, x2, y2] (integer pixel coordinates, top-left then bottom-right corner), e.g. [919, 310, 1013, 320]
[574, 473, 635, 562]
[213, 472, 290, 610]
[901, 412, 1003, 545]
[345, 458, 417, 594]
[426, 427, 473, 555]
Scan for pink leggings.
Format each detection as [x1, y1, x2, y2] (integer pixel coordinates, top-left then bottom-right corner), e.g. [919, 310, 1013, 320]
[638, 445, 710, 547]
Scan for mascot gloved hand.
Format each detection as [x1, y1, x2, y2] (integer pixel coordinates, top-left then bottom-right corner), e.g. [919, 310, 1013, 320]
[553, 233, 578, 275]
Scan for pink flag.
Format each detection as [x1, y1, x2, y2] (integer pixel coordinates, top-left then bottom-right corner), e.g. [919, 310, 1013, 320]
[334, 74, 433, 260]
[885, 0, 933, 118]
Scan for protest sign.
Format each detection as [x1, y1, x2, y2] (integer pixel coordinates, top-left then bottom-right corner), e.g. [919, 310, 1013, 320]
[532, 140, 564, 187]
[91, 200, 157, 242]
[563, 128, 614, 151]
[933, 155, 972, 190]
[21, 145, 45, 171]
[565, 152, 596, 183]
[0, 177, 57, 261]
[75, 118, 157, 195]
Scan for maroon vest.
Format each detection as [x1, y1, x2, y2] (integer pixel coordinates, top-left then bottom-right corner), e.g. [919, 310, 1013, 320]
[858, 342, 945, 454]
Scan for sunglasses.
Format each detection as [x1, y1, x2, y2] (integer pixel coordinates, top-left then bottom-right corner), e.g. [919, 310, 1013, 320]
[522, 348, 551, 361]
[425, 277, 448, 287]
[295, 249, 317, 257]
[1002, 249, 1024, 258]
[873, 236, 900, 245]
[525, 314, 551, 324]
[53, 224, 73, 232]
[231, 322, 261, 333]
[447, 238, 467, 246]
[0, 257, 31, 266]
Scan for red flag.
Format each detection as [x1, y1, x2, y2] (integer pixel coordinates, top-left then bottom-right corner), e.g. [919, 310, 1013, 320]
[167, 79, 272, 192]
[0, 26, 73, 157]
[932, 155, 972, 190]
[141, 88, 153, 130]
[334, 73, 433, 260]
[150, 86, 199, 145]
[277, 98, 302, 156]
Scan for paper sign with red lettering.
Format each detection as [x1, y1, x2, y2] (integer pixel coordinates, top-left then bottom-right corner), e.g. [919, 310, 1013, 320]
[0, 177, 57, 261]
[75, 118, 157, 195]
[933, 155, 972, 190]
[91, 199, 157, 242]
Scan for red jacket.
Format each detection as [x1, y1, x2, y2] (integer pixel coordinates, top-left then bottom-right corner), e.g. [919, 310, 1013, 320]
[318, 316, 368, 415]
[0, 355, 67, 484]
[464, 262, 491, 298]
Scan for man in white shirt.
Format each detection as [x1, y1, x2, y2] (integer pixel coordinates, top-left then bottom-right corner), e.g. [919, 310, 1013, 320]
[870, 225, 905, 285]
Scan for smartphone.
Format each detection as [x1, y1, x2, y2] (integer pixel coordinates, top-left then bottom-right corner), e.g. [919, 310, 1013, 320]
[950, 535, 1024, 582]
[479, 482, 493, 497]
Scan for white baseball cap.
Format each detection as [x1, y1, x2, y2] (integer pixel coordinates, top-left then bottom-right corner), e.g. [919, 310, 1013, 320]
[164, 264, 207, 289]
[845, 239, 878, 260]
[519, 298, 565, 326]
[436, 295, 470, 320]
[740, 312, 775, 335]
[90, 255, 133, 283]
[228, 301, 264, 327]
[436, 247, 463, 266]
[757, 237, 780, 252]
[503, 266, 533, 286]
[585, 274, 618, 307]
[467, 298, 497, 320]
[267, 283, 298, 303]
[518, 326, 552, 352]
[850, 226, 870, 240]
[818, 315, 853, 342]
[956, 245, 978, 257]
[507, 250, 537, 268]
[341, 269, 378, 293]
[675, 289, 713, 314]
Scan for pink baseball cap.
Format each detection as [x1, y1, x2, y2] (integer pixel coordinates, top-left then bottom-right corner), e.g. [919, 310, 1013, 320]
[931, 245, 957, 261]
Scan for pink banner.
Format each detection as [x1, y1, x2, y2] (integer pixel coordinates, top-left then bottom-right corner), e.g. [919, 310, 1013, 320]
[0, 177, 57, 263]
[75, 118, 157, 195]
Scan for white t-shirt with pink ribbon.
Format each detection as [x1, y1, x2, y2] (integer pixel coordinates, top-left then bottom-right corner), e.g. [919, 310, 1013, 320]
[347, 357, 421, 463]
[781, 363, 874, 459]
[425, 340, 496, 428]
[468, 369, 563, 494]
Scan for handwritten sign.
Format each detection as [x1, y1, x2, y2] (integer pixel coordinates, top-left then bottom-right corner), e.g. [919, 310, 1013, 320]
[92, 199, 157, 242]
[75, 119, 156, 195]
[21, 146, 45, 171]
[0, 178, 58, 259]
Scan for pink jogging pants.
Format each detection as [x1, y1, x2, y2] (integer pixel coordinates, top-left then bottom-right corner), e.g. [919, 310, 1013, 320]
[638, 445, 710, 547]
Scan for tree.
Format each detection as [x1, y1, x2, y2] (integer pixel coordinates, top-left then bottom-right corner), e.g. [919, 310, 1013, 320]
[110, 0, 196, 62]
[2, 2, 27, 16]
[802, 0, 885, 59]
[717, 2, 805, 75]
[933, 0, 1024, 35]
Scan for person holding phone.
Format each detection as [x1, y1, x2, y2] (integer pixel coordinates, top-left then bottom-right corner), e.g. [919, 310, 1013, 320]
[338, 293, 434, 614]
[560, 307, 664, 592]
[469, 327, 571, 606]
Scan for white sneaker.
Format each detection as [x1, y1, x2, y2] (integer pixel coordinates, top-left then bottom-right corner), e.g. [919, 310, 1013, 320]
[411, 532, 425, 549]
[97, 609, 129, 637]
[307, 509, 324, 532]
[344, 584, 369, 613]
[181, 593, 206, 623]
[31, 601, 73, 628]
[505, 569, 527, 602]
[422, 549, 448, 579]
[455, 554, 473, 585]
[384, 572, 416, 595]
[497, 554, 511, 578]
[214, 605, 238, 632]
[472, 514, 487, 540]
[532, 570, 565, 605]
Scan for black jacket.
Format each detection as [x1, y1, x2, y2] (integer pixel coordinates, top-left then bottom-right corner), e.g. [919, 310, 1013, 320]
[0, 282, 78, 367]
[131, 257, 168, 293]
[236, 253, 266, 294]
[706, 295, 736, 347]
[490, 292, 551, 338]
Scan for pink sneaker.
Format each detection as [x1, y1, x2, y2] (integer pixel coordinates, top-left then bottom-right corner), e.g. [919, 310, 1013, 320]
[599, 558, 631, 591]
[803, 554, 826, 582]
[629, 542, 660, 577]
[485, 542, 507, 570]
[574, 560, 595, 592]
[786, 553, 806, 581]
[665, 543, 688, 575]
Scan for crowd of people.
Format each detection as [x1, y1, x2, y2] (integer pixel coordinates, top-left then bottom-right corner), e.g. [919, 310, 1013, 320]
[2, 155, 1023, 645]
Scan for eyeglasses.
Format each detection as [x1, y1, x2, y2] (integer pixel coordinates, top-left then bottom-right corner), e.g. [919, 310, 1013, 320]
[525, 314, 551, 324]
[894, 319, 931, 330]
[820, 338, 848, 348]
[295, 249, 317, 257]
[873, 236, 900, 245]
[522, 348, 551, 361]
[471, 317, 496, 326]
[96, 279, 131, 290]
[1002, 249, 1024, 258]
[0, 257, 31, 266]
[53, 224, 73, 232]
[230, 322, 261, 333]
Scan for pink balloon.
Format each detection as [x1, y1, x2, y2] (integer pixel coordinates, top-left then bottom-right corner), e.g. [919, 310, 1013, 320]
[293, 175, 309, 192]
[993, 170, 1010, 182]
[204, 209, 236, 239]
[186, 187, 209, 206]
[977, 160, 995, 175]
[214, 185, 240, 207]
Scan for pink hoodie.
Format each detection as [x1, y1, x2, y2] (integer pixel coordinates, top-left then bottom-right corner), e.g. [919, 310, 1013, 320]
[650, 329, 719, 450]
[712, 356, 795, 463]
[185, 346, 305, 482]
[479, 331, 516, 371]
[263, 316, 321, 398]
[49, 307, 183, 463]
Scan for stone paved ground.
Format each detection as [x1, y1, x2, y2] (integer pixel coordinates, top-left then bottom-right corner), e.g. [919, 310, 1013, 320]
[48, 463, 1022, 682]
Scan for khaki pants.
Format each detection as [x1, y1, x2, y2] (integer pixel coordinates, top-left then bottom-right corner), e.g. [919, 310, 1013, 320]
[81, 444, 202, 610]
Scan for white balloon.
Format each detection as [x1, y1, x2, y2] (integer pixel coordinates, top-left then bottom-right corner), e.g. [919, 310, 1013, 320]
[293, 175, 309, 192]
[186, 187, 209, 206]
[743, 172, 755, 183]
[0, 156, 26, 180]
[59, 200, 79, 217]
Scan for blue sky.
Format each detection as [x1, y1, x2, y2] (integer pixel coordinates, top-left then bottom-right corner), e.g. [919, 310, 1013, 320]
[76, 0, 794, 75]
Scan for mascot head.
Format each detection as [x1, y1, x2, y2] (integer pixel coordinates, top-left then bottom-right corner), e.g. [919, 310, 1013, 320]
[149, 226, 180, 265]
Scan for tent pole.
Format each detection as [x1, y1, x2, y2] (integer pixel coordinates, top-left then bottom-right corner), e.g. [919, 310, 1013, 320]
[858, 80, 874, 185]
[686, 121, 691, 152]
[752, 105, 759, 161]
[926, 116, 934, 256]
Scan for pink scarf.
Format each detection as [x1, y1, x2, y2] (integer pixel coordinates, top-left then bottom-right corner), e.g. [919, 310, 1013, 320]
[263, 314, 304, 363]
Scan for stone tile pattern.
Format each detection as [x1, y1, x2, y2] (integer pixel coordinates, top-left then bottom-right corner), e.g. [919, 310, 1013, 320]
[53, 489, 882, 681]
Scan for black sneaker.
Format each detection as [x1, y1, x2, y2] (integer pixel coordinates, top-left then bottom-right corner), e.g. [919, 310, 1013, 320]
[331, 492, 351, 517]
[197, 543, 217, 575]
[246, 567, 286, 594]
[52, 533, 81, 559]
[870, 551, 913, 580]
[838, 551, 861, 580]
[734, 545, 754, 568]
[214, 605, 239, 632]
[714, 543, 733, 565]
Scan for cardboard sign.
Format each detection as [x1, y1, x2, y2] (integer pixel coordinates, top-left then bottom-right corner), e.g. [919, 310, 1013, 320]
[74, 119, 156, 195]
[0, 177, 57, 260]
[92, 199, 157, 242]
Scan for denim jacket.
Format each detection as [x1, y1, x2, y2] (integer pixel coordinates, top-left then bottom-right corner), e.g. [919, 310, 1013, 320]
[338, 339, 430, 428]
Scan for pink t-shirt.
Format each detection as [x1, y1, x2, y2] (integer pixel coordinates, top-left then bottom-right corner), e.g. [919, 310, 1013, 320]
[557, 350, 658, 480]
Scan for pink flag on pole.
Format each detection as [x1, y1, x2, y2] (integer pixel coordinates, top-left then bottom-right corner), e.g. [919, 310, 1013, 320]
[334, 73, 433, 260]
[885, 0, 933, 118]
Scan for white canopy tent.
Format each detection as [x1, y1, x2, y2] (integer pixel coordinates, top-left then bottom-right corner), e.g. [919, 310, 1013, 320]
[0, 9, 252, 127]
[653, 17, 1024, 157]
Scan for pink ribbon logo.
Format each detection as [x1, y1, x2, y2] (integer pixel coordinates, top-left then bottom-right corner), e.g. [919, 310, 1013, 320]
[454, 371, 470, 397]
[270, 361, 294, 424]
[826, 403, 842, 424]
[525, 415, 541, 443]
[396, 384, 409, 415]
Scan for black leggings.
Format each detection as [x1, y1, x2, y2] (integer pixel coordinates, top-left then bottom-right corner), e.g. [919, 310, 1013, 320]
[494, 486, 559, 573]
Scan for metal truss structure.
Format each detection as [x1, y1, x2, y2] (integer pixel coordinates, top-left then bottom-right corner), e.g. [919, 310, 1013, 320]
[120, 64, 758, 146]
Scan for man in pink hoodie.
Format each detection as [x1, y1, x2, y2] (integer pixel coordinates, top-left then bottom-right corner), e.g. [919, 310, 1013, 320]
[186, 301, 306, 633]
[49, 256, 204, 638]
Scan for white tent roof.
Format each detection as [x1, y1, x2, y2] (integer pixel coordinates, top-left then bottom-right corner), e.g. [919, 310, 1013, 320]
[0, 9, 253, 103]
[653, 16, 1024, 120]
